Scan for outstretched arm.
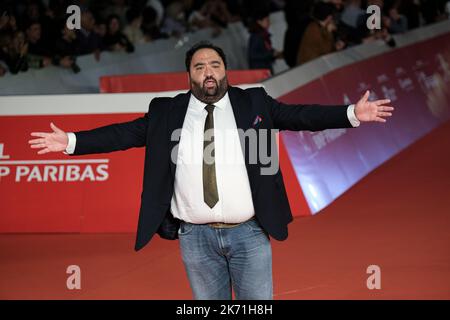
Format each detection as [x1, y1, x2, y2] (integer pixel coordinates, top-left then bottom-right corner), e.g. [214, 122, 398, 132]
[268, 89, 394, 131]
[69, 114, 149, 155]
[29, 113, 149, 155]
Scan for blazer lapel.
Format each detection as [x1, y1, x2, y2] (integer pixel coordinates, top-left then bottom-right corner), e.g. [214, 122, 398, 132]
[228, 86, 260, 195]
[228, 86, 254, 133]
[168, 91, 190, 179]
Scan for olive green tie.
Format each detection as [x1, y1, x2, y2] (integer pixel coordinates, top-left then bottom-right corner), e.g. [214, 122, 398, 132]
[203, 104, 219, 208]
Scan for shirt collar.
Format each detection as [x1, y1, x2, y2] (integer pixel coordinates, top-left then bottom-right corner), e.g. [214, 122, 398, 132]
[190, 91, 229, 112]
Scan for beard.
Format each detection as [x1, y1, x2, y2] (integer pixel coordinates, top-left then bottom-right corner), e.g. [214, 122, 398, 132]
[190, 75, 229, 104]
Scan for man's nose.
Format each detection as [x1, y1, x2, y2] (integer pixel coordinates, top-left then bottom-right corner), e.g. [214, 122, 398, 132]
[204, 65, 213, 77]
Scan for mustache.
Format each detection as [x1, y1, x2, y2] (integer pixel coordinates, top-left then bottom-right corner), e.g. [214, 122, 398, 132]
[203, 77, 218, 86]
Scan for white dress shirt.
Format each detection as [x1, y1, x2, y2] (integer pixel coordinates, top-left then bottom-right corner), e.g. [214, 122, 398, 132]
[169, 93, 255, 223]
[65, 94, 360, 224]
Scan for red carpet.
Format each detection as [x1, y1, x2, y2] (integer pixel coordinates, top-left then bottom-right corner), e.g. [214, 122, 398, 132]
[1, 121, 449, 300]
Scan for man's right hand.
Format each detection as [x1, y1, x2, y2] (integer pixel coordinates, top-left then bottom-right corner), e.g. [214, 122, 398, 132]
[29, 122, 69, 154]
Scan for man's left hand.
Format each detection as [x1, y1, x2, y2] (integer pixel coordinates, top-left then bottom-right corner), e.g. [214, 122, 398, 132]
[355, 90, 394, 123]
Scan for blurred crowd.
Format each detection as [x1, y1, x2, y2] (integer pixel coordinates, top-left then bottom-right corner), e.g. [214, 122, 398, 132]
[250, 0, 450, 72]
[0, 0, 449, 77]
[0, 0, 253, 76]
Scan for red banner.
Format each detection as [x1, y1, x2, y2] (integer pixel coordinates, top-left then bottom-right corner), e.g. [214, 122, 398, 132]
[99, 69, 271, 93]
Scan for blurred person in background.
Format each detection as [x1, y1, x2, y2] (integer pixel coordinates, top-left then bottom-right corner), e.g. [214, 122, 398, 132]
[103, 0, 129, 27]
[93, 16, 108, 39]
[19, 0, 59, 48]
[76, 9, 103, 60]
[247, 9, 283, 75]
[383, 1, 409, 34]
[54, 22, 81, 73]
[0, 30, 29, 74]
[337, 0, 366, 47]
[327, 0, 345, 24]
[141, 5, 167, 42]
[282, 0, 314, 68]
[216, 0, 242, 22]
[297, 2, 344, 65]
[161, 0, 188, 37]
[0, 10, 18, 33]
[123, 7, 146, 45]
[340, 0, 365, 28]
[197, 0, 232, 29]
[25, 20, 52, 69]
[147, 0, 165, 26]
[187, 0, 233, 37]
[103, 14, 134, 53]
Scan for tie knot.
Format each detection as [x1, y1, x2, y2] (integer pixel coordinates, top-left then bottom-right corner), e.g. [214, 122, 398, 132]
[205, 104, 215, 114]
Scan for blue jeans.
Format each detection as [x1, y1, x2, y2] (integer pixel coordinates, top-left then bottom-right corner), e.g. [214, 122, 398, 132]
[178, 218, 273, 300]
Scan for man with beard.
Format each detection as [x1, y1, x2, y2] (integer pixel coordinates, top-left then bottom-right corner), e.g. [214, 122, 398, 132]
[29, 41, 394, 300]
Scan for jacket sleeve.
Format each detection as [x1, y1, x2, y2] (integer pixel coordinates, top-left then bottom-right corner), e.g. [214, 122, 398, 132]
[262, 89, 353, 131]
[72, 101, 154, 155]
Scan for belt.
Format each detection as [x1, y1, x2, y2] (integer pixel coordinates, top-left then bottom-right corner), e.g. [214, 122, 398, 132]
[207, 217, 255, 229]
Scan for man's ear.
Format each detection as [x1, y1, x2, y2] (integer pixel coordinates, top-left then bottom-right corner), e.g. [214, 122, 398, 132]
[187, 72, 191, 86]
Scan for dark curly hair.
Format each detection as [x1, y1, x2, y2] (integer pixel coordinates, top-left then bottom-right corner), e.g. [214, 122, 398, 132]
[185, 41, 228, 72]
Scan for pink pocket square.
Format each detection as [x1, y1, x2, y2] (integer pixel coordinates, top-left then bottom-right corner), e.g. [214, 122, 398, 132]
[252, 115, 263, 127]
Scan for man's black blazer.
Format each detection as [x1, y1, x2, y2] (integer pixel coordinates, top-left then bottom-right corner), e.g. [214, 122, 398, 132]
[71, 86, 354, 251]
